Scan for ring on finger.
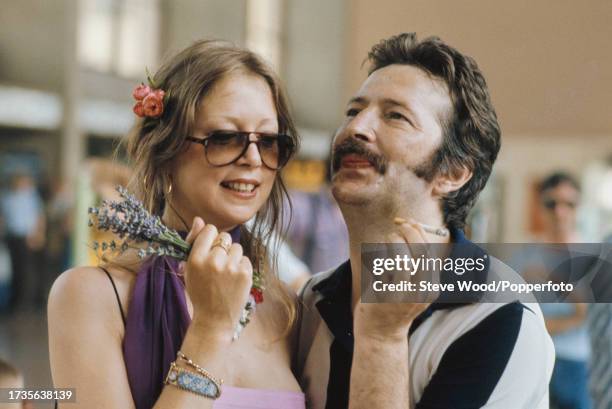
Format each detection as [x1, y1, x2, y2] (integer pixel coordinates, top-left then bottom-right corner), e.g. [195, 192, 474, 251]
[211, 235, 232, 253]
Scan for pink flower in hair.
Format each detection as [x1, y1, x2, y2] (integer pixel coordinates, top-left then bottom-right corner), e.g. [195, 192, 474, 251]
[132, 83, 151, 101]
[142, 92, 164, 118]
[133, 101, 145, 117]
[151, 89, 165, 100]
[132, 71, 167, 118]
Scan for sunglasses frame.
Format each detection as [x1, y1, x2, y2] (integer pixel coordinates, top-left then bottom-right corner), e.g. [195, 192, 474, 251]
[186, 130, 295, 170]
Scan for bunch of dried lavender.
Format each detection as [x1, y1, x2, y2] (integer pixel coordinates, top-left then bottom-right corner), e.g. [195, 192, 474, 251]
[88, 186, 189, 260]
[88, 185, 263, 340]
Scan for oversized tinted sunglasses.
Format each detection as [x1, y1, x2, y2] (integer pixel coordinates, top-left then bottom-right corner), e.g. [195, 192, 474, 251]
[186, 130, 295, 170]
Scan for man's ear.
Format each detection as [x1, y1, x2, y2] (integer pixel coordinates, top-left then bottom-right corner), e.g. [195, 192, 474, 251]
[432, 166, 473, 197]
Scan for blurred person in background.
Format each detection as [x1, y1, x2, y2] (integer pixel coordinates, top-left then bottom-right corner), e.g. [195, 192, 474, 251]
[0, 234, 11, 313]
[85, 159, 132, 266]
[538, 172, 582, 243]
[537, 171, 592, 409]
[263, 227, 311, 293]
[587, 232, 612, 409]
[37, 177, 75, 310]
[45, 179, 73, 275]
[0, 171, 46, 312]
[48, 40, 305, 409]
[0, 358, 34, 409]
[284, 155, 349, 274]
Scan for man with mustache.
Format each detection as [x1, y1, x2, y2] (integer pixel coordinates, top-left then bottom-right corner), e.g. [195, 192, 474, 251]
[295, 33, 554, 409]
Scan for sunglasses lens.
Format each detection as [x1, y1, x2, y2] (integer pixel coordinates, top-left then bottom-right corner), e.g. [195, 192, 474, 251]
[543, 200, 556, 210]
[203, 131, 294, 169]
[279, 137, 295, 166]
[259, 134, 294, 169]
[258, 135, 281, 169]
[205, 131, 246, 166]
[543, 199, 577, 210]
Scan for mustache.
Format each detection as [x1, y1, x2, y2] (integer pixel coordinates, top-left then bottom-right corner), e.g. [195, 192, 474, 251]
[332, 138, 387, 175]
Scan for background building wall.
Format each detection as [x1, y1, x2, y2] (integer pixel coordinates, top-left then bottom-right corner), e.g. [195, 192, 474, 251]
[344, 0, 612, 137]
[284, 0, 347, 131]
[161, 0, 247, 54]
[0, 0, 68, 91]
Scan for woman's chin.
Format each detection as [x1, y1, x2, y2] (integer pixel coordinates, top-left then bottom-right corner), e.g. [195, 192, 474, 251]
[215, 209, 258, 229]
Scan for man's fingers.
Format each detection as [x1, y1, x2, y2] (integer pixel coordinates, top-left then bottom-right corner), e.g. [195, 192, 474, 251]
[394, 218, 428, 244]
[394, 219, 439, 298]
[410, 221, 430, 245]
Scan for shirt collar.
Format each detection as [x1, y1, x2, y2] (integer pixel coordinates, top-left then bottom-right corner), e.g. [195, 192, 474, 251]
[312, 259, 351, 300]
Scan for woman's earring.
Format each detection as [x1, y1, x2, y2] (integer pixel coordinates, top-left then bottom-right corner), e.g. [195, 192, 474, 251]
[167, 182, 173, 195]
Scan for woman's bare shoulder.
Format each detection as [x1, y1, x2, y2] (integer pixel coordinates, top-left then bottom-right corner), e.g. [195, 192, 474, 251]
[50, 265, 133, 303]
[48, 266, 138, 408]
[50, 266, 110, 303]
[48, 265, 134, 335]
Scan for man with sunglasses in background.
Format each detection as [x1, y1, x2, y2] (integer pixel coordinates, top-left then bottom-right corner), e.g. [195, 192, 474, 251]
[539, 172, 582, 243]
[537, 172, 592, 409]
[295, 33, 554, 409]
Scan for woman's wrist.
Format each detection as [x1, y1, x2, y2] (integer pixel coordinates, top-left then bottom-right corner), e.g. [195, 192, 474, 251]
[179, 322, 232, 381]
[189, 316, 235, 346]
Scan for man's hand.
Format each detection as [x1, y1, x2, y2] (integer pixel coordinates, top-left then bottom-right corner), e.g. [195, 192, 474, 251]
[354, 219, 438, 341]
[349, 219, 443, 409]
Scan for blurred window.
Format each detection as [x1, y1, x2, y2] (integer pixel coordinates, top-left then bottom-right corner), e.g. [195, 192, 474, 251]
[246, 0, 284, 71]
[78, 0, 160, 78]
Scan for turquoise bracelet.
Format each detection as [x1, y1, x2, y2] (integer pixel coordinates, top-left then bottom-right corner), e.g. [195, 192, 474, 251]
[164, 362, 222, 399]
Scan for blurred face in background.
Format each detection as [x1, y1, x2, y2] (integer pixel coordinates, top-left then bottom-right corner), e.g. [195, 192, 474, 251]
[540, 182, 580, 238]
[169, 72, 278, 230]
[331, 64, 452, 214]
[10, 174, 34, 191]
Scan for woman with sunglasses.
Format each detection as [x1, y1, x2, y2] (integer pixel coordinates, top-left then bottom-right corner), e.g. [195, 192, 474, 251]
[47, 40, 304, 409]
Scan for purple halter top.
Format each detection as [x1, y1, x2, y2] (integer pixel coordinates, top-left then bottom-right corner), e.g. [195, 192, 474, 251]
[122, 228, 241, 409]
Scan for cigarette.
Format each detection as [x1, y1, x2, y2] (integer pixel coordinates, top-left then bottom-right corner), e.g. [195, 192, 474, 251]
[393, 217, 449, 237]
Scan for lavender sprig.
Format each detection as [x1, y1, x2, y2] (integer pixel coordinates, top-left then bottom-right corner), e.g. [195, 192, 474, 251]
[88, 186, 189, 259]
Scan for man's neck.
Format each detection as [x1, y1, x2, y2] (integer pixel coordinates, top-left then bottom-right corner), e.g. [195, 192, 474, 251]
[342, 204, 449, 311]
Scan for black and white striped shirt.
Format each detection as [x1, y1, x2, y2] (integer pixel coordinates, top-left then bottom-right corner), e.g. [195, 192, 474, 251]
[295, 232, 555, 409]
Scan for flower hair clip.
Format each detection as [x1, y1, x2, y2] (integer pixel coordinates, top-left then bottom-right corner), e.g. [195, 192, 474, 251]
[132, 69, 168, 118]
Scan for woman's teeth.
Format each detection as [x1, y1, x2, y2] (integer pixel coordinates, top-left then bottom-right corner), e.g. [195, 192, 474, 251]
[225, 182, 256, 192]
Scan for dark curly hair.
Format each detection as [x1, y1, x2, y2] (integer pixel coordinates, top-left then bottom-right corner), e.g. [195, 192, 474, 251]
[367, 33, 501, 231]
[538, 171, 580, 195]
